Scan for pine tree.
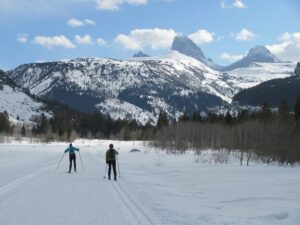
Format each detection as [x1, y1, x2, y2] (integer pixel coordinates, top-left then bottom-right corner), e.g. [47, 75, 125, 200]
[294, 94, 300, 120]
[157, 111, 169, 129]
[278, 99, 290, 123]
[21, 125, 26, 136]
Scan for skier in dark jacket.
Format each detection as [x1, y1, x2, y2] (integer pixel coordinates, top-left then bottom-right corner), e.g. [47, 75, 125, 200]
[106, 144, 119, 180]
[65, 143, 80, 173]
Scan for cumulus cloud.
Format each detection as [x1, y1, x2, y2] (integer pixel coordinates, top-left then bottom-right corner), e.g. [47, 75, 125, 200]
[233, 28, 257, 41]
[96, 0, 148, 11]
[266, 32, 300, 62]
[220, 52, 244, 61]
[188, 29, 214, 44]
[221, 0, 246, 9]
[115, 28, 177, 50]
[75, 34, 93, 45]
[96, 38, 107, 46]
[33, 35, 76, 49]
[17, 33, 28, 44]
[67, 18, 96, 27]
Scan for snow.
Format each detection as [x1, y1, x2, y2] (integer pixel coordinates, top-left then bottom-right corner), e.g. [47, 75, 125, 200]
[226, 62, 295, 89]
[0, 140, 299, 225]
[96, 99, 156, 125]
[0, 84, 51, 122]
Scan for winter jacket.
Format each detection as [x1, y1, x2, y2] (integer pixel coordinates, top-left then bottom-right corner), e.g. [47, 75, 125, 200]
[106, 149, 119, 162]
[65, 146, 79, 154]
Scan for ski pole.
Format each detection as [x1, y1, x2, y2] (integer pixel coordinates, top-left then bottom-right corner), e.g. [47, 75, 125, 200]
[117, 156, 121, 177]
[78, 152, 85, 172]
[55, 152, 66, 172]
[104, 164, 107, 179]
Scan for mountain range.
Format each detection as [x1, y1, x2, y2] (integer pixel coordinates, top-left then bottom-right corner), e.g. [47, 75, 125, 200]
[1, 35, 297, 124]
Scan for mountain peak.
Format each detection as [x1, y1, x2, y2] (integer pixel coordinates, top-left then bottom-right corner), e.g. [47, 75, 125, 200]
[132, 51, 149, 58]
[223, 45, 280, 71]
[171, 35, 207, 64]
[247, 45, 279, 62]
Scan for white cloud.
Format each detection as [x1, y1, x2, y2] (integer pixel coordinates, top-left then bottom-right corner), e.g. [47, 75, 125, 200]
[188, 29, 214, 45]
[67, 18, 84, 27]
[293, 32, 300, 44]
[96, 0, 148, 11]
[96, 38, 107, 46]
[233, 28, 257, 41]
[33, 35, 76, 49]
[115, 28, 177, 50]
[278, 32, 291, 42]
[266, 32, 300, 62]
[220, 52, 244, 61]
[75, 34, 93, 45]
[84, 19, 96, 25]
[17, 33, 28, 44]
[221, 0, 246, 9]
[67, 18, 96, 27]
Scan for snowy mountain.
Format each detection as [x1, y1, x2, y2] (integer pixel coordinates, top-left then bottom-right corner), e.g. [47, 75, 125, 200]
[0, 70, 51, 123]
[223, 46, 280, 71]
[7, 52, 237, 124]
[171, 35, 223, 70]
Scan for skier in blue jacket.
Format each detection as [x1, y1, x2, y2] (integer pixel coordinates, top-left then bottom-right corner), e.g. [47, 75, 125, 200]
[65, 143, 79, 173]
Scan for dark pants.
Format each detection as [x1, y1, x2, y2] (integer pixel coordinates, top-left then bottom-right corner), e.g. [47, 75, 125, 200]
[69, 153, 76, 173]
[108, 160, 117, 180]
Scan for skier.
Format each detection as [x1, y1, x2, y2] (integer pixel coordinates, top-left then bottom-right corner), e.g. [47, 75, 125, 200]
[106, 144, 119, 180]
[65, 143, 80, 173]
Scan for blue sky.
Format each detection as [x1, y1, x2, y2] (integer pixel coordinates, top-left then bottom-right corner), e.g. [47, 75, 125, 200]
[0, 0, 299, 69]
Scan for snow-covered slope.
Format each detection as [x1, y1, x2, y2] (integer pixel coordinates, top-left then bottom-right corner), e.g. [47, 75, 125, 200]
[225, 62, 295, 89]
[223, 46, 280, 71]
[8, 51, 237, 124]
[0, 72, 51, 123]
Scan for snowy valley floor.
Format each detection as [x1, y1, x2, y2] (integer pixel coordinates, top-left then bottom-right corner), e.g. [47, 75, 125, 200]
[0, 140, 299, 225]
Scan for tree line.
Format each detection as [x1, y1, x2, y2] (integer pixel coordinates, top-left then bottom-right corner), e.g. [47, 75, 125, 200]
[153, 95, 300, 165]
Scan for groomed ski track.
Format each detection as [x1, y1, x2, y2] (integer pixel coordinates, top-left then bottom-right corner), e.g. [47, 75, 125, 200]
[0, 141, 299, 225]
[0, 144, 160, 225]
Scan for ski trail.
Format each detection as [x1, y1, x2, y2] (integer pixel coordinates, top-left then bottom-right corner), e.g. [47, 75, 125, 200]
[112, 182, 158, 225]
[87, 150, 158, 225]
[0, 164, 56, 197]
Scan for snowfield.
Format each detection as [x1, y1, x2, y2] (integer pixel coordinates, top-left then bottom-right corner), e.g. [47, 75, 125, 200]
[0, 140, 299, 225]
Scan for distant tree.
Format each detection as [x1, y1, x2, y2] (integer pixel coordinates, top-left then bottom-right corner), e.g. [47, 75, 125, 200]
[238, 110, 250, 122]
[179, 112, 190, 122]
[225, 111, 233, 125]
[157, 111, 169, 129]
[0, 111, 11, 133]
[259, 102, 273, 123]
[192, 112, 202, 122]
[294, 94, 300, 120]
[21, 125, 26, 136]
[278, 99, 291, 123]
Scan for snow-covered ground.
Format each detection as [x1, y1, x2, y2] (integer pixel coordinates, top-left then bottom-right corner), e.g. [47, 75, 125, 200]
[0, 140, 299, 225]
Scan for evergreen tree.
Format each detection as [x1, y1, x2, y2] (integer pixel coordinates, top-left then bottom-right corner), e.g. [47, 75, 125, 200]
[294, 94, 300, 120]
[21, 125, 26, 136]
[0, 111, 11, 133]
[157, 111, 169, 129]
[259, 102, 273, 123]
[278, 99, 290, 123]
[225, 111, 233, 125]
